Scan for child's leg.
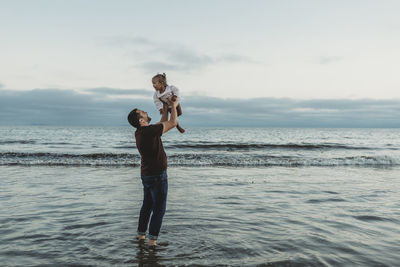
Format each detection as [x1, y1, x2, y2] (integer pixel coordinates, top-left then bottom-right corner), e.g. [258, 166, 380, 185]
[175, 104, 185, 133]
[176, 124, 185, 133]
[176, 104, 182, 116]
[166, 105, 185, 133]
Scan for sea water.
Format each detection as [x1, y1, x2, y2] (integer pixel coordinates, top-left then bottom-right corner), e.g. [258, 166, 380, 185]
[1, 126, 399, 266]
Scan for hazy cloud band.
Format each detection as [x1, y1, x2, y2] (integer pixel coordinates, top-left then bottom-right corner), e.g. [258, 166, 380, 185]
[0, 89, 399, 127]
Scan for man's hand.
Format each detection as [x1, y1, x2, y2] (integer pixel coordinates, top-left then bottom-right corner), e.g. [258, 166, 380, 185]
[168, 96, 178, 108]
[159, 102, 168, 114]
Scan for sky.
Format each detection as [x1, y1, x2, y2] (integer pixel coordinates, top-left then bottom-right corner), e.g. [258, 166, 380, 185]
[1, 0, 400, 127]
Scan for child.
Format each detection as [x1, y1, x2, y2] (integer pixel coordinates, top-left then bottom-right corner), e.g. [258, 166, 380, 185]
[152, 73, 185, 133]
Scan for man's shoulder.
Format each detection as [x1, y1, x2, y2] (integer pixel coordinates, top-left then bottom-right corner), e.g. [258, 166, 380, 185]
[137, 124, 163, 135]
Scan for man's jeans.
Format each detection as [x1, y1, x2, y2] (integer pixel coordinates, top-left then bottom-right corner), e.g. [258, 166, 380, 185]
[137, 170, 168, 240]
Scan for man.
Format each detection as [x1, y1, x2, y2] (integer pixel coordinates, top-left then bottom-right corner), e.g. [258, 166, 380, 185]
[127, 97, 178, 247]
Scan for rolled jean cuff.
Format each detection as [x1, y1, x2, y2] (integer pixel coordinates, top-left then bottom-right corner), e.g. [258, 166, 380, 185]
[148, 234, 158, 240]
[137, 231, 146, 236]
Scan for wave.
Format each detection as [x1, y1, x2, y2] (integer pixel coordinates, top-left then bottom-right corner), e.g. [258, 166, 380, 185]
[2, 139, 397, 152]
[1, 152, 399, 167]
[0, 140, 36, 145]
[163, 142, 376, 151]
[0, 152, 140, 167]
[41, 142, 75, 145]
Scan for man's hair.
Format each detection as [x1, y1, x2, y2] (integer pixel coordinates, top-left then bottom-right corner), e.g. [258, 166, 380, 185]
[127, 108, 141, 128]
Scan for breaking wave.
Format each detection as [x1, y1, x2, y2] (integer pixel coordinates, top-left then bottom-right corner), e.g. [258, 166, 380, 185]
[164, 142, 375, 150]
[1, 152, 399, 167]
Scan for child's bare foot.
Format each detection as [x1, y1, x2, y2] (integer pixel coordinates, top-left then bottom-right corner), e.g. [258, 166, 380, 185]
[176, 124, 185, 133]
[149, 239, 157, 247]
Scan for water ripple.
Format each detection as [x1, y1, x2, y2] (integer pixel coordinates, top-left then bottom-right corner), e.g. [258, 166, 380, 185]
[63, 221, 109, 230]
[0, 166, 399, 266]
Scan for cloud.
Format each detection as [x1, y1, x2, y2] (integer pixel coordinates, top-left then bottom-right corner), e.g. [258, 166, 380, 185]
[218, 54, 257, 64]
[0, 89, 399, 127]
[0, 89, 152, 126]
[107, 36, 255, 73]
[84, 87, 152, 96]
[183, 97, 400, 127]
[317, 56, 343, 65]
[0, 83, 4, 89]
[105, 36, 154, 47]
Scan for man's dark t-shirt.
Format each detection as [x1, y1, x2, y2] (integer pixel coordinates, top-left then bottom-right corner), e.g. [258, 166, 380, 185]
[135, 124, 167, 176]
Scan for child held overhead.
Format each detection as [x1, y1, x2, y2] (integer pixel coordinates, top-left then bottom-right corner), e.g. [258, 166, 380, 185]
[152, 73, 185, 133]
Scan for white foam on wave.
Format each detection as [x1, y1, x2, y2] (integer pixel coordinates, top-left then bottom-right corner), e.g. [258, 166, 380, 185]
[1, 152, 399, 167]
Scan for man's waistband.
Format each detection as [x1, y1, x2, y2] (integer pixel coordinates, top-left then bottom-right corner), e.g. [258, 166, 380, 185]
[141, 169, 167, 180]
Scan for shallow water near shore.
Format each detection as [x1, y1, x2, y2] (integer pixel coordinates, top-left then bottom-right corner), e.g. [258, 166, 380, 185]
[1, 126, 400, 266]
[1, 165, 399, 266]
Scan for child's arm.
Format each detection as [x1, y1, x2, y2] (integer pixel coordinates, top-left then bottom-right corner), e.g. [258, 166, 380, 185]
[153, 92, 164, 114]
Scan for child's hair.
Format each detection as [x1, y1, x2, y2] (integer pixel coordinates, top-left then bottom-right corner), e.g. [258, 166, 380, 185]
[152, 73, 167, 86]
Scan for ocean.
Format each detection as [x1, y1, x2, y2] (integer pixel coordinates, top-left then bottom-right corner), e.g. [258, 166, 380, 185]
[1, 126, 399, 266]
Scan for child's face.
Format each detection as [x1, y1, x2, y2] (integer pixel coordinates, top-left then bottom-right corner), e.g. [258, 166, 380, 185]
[152, 79, 165, 92]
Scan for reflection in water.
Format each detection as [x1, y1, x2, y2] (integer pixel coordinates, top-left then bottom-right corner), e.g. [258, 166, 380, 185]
[136, 240, 164, 267]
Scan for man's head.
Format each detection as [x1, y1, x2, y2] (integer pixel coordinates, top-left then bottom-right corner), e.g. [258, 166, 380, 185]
[127, 108, 152, 129]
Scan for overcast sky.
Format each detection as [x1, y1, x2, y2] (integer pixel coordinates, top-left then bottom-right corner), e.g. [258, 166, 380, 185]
[1, 88, 399, 127]
[1, 1, 399, 127]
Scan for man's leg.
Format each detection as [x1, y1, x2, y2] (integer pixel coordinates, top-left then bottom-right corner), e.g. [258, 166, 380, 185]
[148, 174, 168, 246]
[137, 184, 153, 239]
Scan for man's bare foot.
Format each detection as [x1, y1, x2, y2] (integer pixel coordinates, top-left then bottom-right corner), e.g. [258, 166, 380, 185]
[137, 235, 146, 241]
[149, 239, 157, 247]
[176, 124, 185, 133]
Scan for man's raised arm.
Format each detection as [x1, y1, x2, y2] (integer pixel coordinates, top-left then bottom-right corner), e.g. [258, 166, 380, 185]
[159, 103, 168, 123]
[160, 97, 178, 134]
